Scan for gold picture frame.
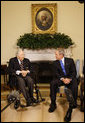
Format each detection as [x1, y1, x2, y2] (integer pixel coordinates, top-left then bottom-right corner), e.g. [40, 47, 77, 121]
[31, 4, 57, 34]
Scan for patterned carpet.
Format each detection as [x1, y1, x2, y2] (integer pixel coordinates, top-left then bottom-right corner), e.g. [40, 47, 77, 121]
[1, 96, 84, 122]
[1, 83, 84, 122]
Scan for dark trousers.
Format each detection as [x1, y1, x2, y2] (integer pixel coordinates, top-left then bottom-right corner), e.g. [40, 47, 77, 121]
[50, 78, 78, 105]
[17, 75, 34, 101]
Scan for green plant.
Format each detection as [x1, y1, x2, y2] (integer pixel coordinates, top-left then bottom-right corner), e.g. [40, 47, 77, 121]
[17, 33, 74, 49]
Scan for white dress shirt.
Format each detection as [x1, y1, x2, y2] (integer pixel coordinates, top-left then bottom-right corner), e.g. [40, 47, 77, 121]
[61, 57, 65, 66]
[60, 57, 65, 80]
[16, 59, 22, 75]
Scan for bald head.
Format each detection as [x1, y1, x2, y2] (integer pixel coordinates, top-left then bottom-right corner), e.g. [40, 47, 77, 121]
[16, 49, 24, 61]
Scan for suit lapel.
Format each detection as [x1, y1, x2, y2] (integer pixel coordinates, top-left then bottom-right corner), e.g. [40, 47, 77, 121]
[15, 57, 21, 69]
[58, 60, 63, 72]
[64, 57, 68, 74]
[21, 59, 26, 69]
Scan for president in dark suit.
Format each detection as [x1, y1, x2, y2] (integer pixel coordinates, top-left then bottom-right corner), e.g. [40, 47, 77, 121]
[48, 48, 78, 122]
[8, 49, 37, 106]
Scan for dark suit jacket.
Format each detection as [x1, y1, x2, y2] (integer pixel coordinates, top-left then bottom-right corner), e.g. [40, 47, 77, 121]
[53, 57, 77, 80]
[8, 57, 33, 88]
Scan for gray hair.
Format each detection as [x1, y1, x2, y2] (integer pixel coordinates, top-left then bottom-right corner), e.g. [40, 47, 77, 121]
[16, 48, 24, 56]
[57, 48, 65, 55]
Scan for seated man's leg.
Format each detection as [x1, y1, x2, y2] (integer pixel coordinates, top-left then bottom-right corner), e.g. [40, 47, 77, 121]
[17, 76, 32, 105]
[71, 78, 78, 106]
[64, 78, 78, 122]
[66, 78, 78, 108]
[24, 76, 37, 103]
[49, 79, 63, 112]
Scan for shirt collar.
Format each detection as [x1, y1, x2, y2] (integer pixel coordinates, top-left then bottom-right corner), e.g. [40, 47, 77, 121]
[60, 57, 65, 65]
[17, 58, 21, 64]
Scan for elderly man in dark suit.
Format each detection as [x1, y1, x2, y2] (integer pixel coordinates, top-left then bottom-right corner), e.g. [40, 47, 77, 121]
[8, 49, 37, 106]
[48, 48, 78, 122]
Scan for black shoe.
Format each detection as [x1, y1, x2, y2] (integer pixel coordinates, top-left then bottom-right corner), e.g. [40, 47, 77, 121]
[64, 108, 72, 122]
[48, 104, 56, 113]
[26, 98, 33, 107]
[31, 97, 38, 103]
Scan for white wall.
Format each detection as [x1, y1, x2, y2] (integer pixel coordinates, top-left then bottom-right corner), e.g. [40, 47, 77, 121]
[1, 1, 84, 74]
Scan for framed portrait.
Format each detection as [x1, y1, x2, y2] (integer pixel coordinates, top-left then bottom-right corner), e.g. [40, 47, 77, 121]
[31, 4, 57, 34]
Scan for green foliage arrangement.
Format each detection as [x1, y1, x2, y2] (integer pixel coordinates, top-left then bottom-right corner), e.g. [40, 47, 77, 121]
[17, 33, 74, 50]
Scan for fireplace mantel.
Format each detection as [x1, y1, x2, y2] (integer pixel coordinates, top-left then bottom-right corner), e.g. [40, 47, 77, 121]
[24, 47, 73, 61]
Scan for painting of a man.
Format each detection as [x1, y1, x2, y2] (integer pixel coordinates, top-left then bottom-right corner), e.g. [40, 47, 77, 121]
[35, 8, 53, 31]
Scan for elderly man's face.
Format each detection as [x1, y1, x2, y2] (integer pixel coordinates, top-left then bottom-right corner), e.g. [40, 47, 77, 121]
[18, 51, 24, 61]
[55, 51, 63, 60]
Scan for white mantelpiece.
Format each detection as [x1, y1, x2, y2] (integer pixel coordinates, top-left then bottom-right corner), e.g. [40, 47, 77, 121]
[24, 47, 73, 61]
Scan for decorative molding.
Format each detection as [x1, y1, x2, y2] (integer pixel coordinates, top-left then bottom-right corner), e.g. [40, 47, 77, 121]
[24, 47, 73, 61]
